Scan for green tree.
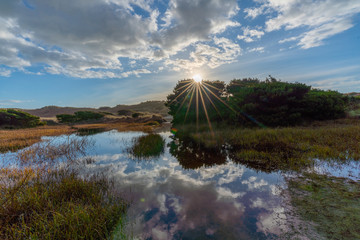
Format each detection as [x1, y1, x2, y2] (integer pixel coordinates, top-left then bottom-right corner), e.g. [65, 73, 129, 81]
[56, 111, 104, 123]
[166, 79, 227, 124]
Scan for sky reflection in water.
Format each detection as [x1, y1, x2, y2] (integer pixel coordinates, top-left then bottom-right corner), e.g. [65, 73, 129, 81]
[77, 130, 288, 239]
[2, 130, 359, 239]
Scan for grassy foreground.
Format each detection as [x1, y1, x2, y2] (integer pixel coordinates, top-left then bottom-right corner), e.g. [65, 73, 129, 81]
[0, 136, 128, 239]
[0, 169, 127, 240]
[288, 173, 360, 240]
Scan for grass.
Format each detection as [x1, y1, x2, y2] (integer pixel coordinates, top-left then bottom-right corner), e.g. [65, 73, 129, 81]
[73, 122, 156, 133]
[0, 137, 128, 240]
[287, 173, 360, 240]
[0, 126, 74, 153]
[0, 169, 127, 240]
[0, 121, 160, 153]
[173, 119, 360, 172]
[128, 133, 165, 159]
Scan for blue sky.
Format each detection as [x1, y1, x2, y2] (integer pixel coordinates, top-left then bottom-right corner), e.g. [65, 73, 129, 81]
[1, 0, 360, 109]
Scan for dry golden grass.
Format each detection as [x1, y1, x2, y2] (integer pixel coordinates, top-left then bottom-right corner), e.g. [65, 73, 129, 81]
[74, 122, 155, 133]
[0, 126, 74, 153]
[0, 122, 158, 153]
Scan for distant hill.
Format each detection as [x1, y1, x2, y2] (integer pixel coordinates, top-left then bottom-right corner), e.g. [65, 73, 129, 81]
[21, 101, 169, 117]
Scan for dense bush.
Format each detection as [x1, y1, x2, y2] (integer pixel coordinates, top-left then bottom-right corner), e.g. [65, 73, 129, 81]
[0, 109, 45, 128]
[227, 77, 311, 126]
[131, 112, 142, 118]
[166, 77, 348, 127]
[117, 109, 133, 116]
[166, 79, 227, 124]
[56, 111, 104, 123]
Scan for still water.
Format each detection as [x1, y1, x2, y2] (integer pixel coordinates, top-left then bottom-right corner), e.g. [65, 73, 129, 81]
[2, 128, 359, 239]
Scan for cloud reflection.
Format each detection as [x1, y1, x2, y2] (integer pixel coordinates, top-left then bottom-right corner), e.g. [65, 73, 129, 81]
[74, 131, 293, 239]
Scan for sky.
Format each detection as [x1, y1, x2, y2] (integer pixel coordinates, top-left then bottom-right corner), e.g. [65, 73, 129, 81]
[0, 0, 360, 109]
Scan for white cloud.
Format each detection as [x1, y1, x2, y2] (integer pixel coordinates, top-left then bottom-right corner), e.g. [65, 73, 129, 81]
[0, 68, 11, 77]
[278, 36, 299, 44]
[165, 37, 241, 71]
[0, 0, 241, 78]
[249, 47, 265, 53]
[263, 0, 360, 48]
[244, 7, 264, 19]
[297, 19, 353, 49]
[237, 27, 264, 42]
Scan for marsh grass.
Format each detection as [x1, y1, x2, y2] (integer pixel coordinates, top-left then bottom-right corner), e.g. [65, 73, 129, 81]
[0, 126, 74, 153]
[0, 121, 158, 154]
[175, 120, 360, 172]
[73, 122, 155, 133]
[0, 137, 127, 240]
[287, 173, 360, 240]
[128, 133, 165, 160]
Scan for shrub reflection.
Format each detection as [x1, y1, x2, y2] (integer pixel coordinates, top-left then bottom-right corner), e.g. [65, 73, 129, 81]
[168, 136, 227, 169]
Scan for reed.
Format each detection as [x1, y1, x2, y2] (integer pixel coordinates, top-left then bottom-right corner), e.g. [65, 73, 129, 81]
[0, 126, 74, 153]
[0, 137, 127, 240]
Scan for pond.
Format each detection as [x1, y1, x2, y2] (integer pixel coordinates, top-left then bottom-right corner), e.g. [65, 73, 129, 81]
[1, 128, 359, 239]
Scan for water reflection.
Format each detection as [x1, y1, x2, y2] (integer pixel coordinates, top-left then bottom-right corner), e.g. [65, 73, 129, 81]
[70, 131, 288, 239]
[168, 136, 227, 169]
[2, 130, 359, 239]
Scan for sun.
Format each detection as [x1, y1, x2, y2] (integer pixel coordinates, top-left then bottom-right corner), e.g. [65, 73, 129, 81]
[193, 74, 203, 83]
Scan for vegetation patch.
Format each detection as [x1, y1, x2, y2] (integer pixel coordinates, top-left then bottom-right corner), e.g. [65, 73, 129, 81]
[287, 173, 360, 240]
[166, 77, 348, 127]
[128, 134, 165, 159]
[76, 127, 106, 136]
[117, 109, 134, 116]
[56, 111, 104, 123]
[0, 126, 74, 153]
[0, 109, 45, 128]
[0, 169, 127, 240]
[0, 138, 127, 240]
[173, 121, 360, 172]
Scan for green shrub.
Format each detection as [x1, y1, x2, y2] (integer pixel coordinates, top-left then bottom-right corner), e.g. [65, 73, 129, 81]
[166, 76, 348, 127]
[0, 109, 45, 128]
[56, 111, 104, 123]
[117, 109, 133, 116]
[56, 114, 78, 123]
[128, 134, 165, 159]
[131, 112, 142, 118]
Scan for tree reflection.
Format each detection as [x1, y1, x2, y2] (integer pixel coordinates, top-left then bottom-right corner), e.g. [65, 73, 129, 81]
[168, 136, 227, 169]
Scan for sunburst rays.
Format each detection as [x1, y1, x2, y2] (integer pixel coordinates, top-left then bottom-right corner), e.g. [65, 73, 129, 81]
[172, 79, 227, 134]
[170, 78, 266, 136]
